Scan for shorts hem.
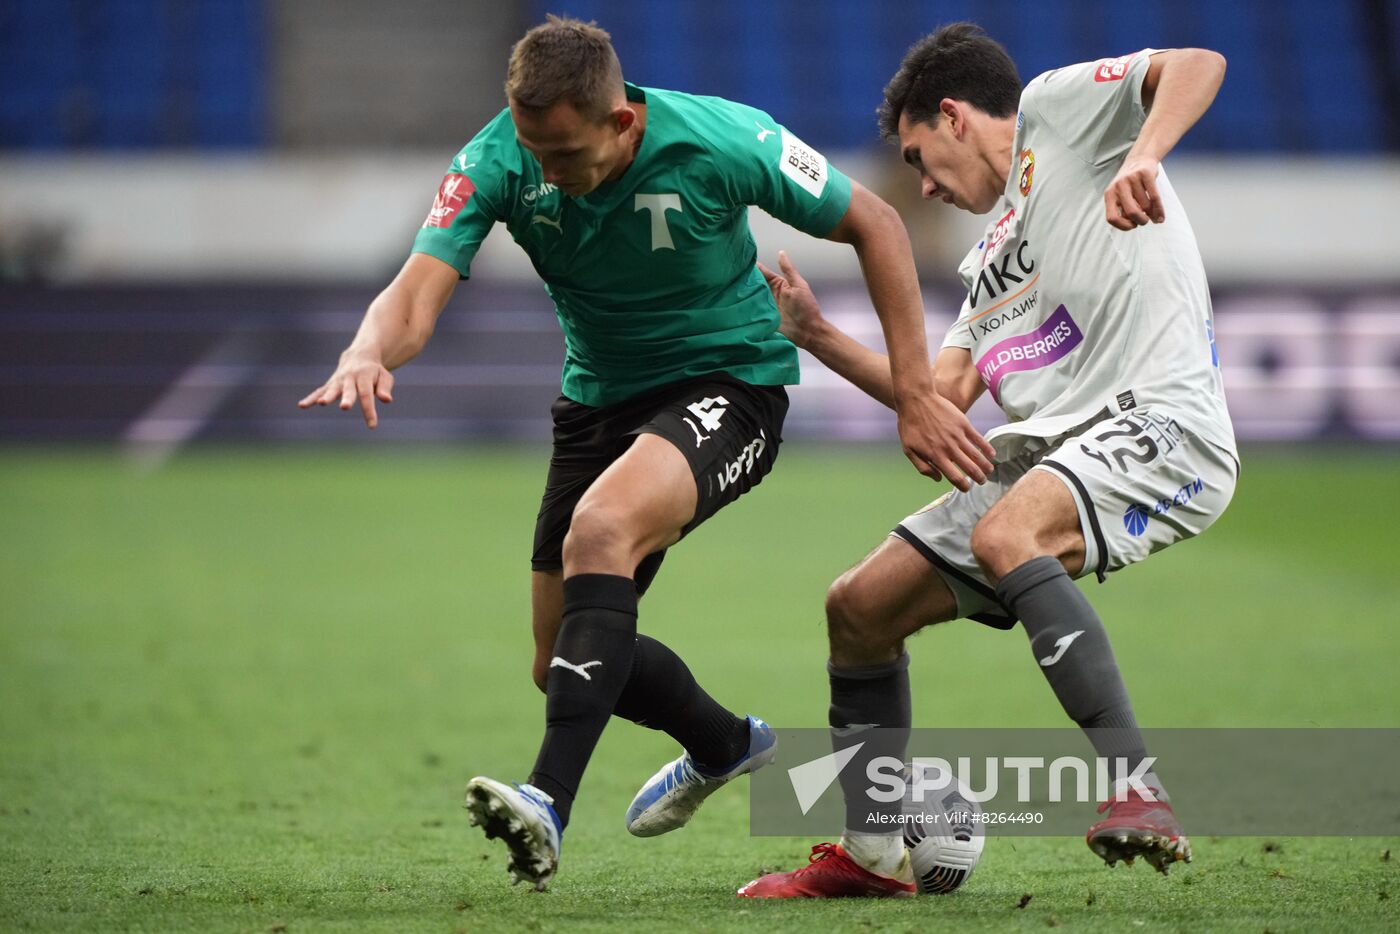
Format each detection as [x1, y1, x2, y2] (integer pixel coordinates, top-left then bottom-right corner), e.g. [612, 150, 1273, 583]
[891, 525, 1018, 631]
[1037, 459, 1109, 582]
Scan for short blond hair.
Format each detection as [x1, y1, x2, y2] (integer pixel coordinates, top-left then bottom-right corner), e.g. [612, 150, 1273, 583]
[506, 15, 625, 122]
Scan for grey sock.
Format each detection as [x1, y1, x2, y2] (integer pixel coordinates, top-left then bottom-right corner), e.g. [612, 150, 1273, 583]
[829, 654, 911, 834]
[995, 556, 1152, 787]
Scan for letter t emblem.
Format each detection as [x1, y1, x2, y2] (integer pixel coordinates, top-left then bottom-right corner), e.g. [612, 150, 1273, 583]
[634, 193, 683, 251]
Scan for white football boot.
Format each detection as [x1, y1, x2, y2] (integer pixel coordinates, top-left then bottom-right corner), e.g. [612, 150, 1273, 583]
[464, 777, 563, 891]
[625, 715, 777, 837]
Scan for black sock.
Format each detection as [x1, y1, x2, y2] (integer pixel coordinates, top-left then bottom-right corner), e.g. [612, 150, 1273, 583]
[612, 634, 750, 772]
[995, 556, 1151, 786]
[829, 654, 911, 833]
[527, 573, 637, 829]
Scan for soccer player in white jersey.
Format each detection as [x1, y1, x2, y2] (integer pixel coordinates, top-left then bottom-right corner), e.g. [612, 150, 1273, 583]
[739, 23, 1237, 897]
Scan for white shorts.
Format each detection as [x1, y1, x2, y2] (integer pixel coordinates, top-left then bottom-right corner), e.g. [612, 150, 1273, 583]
[894, 406, 1238, 629]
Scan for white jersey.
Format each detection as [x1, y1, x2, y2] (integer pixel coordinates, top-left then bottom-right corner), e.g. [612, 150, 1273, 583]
[942, 50, 1236, 462]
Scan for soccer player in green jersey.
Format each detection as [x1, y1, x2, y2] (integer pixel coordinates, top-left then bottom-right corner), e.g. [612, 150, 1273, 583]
[300, 16, 993, 890]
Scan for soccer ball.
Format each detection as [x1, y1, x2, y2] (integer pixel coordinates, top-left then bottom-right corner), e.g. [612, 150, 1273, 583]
[901, 762, 986, 894]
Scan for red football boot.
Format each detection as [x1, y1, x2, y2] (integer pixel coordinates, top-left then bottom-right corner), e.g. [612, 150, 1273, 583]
[738, 843, 917, 899]
[1086, 788, 1192, 874]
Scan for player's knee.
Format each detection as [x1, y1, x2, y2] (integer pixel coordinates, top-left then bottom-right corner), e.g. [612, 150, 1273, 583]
[825, 572, 894, 657]
[970, 514, 1023, 581]
[562, 499, 632, 567]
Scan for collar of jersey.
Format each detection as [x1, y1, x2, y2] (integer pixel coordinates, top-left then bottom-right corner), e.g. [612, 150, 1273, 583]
[579, 82, 657, 210]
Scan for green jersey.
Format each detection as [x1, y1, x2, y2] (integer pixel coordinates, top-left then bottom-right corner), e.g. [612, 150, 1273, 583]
[411, 83, 853, 407]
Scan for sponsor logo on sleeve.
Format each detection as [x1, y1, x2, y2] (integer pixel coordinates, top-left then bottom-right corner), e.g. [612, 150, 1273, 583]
[1093, 53, 1138, 82]
[779, 128, 829, 198]
[974, 304, 1083, 402]
[1017, 149, 1035, 196]
[424, 173, 475, 228]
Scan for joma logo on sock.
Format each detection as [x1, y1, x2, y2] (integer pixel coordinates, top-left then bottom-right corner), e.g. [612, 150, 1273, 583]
[717, 431, 766, 492]
[1039, 630, 1085, 667]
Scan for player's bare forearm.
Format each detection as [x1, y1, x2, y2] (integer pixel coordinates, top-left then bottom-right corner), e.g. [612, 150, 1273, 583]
[1133, 49, 1225, 164]
[299, 253, 458, 427]
[932, 347, 986, 414]
[818, 187, 995, 486]
[760, 250, 898, 409]
[1105, 49, 1225, 230]
[803, 314, 899, 409]
[827, 183, 934, 408]
[346, 284, 436, 371]
[799, 326, 983, 416]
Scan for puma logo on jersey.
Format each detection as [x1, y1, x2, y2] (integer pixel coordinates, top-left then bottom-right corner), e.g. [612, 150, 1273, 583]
[755, 121, 776, 143]
[531, 214, 563, 233]
[1039, 630, 1086, 667]
[454, 154, 477, 172]
[550, 657, 602, 680]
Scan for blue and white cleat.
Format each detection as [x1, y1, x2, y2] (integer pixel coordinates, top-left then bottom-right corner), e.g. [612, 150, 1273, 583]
[625, 715, 778, 837]
[464, 777, 562, 891]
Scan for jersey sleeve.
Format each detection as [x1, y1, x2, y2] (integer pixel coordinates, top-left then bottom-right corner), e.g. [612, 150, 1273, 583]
[704, 102, 853, 237]
[1023, 50, 1157, 167]
[411, 110, 516, 279]
[941, 296, 975, 350]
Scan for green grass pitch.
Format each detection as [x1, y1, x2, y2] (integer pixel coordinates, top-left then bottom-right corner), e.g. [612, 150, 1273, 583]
[2, 445, 1397, 932]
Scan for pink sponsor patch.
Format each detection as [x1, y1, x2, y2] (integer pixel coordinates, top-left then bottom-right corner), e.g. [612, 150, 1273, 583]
[1094, 53, 1138, 82]
[975, 304, 1083, 402]
[423, 173, 475, 228]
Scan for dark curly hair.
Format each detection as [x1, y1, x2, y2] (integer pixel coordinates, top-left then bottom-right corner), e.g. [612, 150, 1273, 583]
[878, 22, 1022, 142]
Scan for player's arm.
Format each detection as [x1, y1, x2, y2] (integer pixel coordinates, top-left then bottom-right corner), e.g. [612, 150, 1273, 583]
[760, 251, 987, 411]
[820, 182, 994, 487]
[1104, 48, 1226, 230]
[298, 253, 459, 428]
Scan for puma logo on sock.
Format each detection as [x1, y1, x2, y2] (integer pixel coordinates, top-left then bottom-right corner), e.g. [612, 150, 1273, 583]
[1039, 630, 1086, 667]
[830, 723, 879, 737]
[550, 657, 603, 680]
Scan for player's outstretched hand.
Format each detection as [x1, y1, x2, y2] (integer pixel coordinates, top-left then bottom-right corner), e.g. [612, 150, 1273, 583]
[758, 250, 824, 350]
[298, 354, 395, 429]
[1104, 156, 1166, 230]
[897, 393, 996, 492]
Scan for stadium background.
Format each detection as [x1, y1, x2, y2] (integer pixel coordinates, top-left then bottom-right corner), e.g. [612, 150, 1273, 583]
[3, 1, 1398, 931]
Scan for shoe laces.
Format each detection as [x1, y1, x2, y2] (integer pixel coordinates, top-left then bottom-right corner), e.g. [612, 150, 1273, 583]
[789, 842, 850, 877]
[1097, 787, 1162, 816]
[669, 756, 704, 792]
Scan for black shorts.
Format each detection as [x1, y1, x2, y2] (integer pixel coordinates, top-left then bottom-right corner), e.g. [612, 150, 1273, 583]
[531, 372, 788, 591]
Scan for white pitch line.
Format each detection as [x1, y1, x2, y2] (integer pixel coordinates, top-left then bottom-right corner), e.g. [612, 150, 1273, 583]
[122, 332, 254, 471]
